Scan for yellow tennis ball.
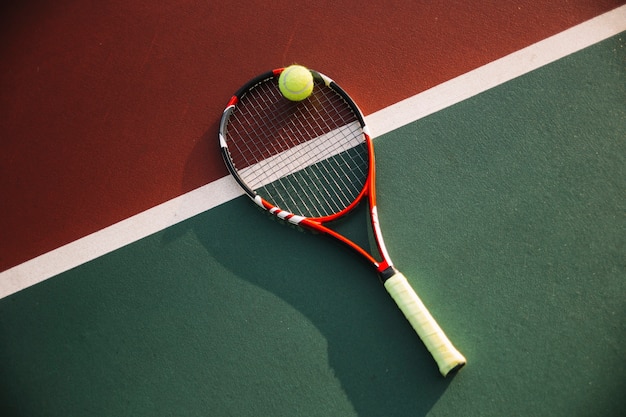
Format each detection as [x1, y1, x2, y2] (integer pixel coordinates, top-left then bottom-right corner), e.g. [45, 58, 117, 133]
[278, 65, 314, 101]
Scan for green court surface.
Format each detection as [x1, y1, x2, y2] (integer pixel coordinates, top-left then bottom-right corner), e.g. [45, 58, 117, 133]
[1, 34, 624, 417]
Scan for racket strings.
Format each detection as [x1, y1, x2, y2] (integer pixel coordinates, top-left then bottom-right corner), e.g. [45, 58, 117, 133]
[225, 76, 368, 218]
[271, 120, 363, 208]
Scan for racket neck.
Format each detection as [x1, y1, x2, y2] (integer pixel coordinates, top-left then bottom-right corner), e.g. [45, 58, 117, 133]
[366, 136, 395, 279]
[378, 265, 397, 282]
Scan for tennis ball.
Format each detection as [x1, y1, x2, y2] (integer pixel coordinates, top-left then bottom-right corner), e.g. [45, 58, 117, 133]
[278, 65, 314, 101]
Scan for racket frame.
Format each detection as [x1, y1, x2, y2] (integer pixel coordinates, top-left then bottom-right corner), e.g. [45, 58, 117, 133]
[219, 68, 394, 276]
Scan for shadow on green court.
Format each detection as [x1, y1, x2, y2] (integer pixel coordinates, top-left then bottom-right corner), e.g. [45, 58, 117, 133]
[182, 198, 454, 416]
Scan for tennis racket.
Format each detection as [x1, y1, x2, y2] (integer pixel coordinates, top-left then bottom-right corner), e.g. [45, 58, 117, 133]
[218, 67, 466, 376]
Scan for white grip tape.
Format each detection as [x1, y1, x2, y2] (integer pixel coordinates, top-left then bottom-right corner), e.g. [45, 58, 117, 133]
[384, 272, 466, 376]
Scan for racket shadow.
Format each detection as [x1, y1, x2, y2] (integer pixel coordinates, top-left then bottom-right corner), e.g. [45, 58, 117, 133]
[184, 196, 453, 417]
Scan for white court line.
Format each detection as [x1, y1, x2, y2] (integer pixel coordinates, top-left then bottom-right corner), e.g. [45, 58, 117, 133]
[367, 5, 626, 138]
[1, 5, 624, 299]
[239, 121, 362, 190]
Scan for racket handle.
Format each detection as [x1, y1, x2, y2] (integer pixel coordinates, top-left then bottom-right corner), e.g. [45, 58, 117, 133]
[384, 272, 466, 376]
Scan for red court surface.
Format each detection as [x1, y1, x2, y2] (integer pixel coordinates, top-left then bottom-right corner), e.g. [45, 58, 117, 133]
[1, 0, 623, 272]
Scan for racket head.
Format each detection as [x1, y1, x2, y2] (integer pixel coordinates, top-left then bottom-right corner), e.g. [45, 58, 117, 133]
[219, 68, 371, 221]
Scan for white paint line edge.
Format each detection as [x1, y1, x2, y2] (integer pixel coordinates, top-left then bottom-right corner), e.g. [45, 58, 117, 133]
[367, 5, 626, 138]
[1, 5, 624, 299]
[1, 177, 245, 298]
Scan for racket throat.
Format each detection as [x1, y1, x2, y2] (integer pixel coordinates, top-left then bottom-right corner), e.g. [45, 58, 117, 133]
[378, 264, 397, 282]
